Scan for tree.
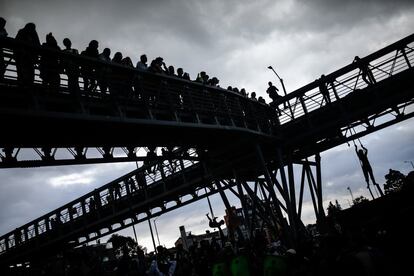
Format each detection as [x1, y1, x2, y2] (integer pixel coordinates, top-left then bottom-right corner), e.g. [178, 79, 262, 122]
[353, 195, 369, 206]
[108, 234, 146, 257]
[383, 169, 406, 194]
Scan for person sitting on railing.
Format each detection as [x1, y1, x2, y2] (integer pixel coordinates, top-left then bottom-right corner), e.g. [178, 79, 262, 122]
[318, 74, 331, 104]
[15, 22, 40, 86]
[81, 40, 99, 93]
[354, 56, 376, 85]
[97, 47, 111, 94]
[136, 54, 148, 71]
[0, 17, 8, 82]
[62, 38, 80, 95]
[39, 32, 61, 92]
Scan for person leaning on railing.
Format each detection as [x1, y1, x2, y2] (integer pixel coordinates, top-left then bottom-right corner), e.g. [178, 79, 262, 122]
[0, 17, 8, 82]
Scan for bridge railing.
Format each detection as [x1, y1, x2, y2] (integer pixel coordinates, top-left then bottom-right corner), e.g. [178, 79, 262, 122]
[276, 33, 414, 125]
[0, 148, 199, 255]
[0, 37, 277, 135]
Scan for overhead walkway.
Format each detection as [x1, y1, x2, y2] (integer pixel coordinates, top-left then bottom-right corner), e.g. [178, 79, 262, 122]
[0, 34, 413, 168]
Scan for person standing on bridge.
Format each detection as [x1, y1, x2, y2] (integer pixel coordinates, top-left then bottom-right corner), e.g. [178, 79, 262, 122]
[62, 38, 80, 95]
[354, 56, 376, 86]
[81, 40, 99, 93]
[0, 17, 8, 82]
[39, 32, 61, 92]
[318, 74, 331, 104]
[355, 145, 384, 198]
[15, 22, 40, 87]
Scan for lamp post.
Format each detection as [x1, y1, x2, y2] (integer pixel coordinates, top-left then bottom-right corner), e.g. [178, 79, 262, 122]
[404, 160, 414, 169]
[153, 217, 161, 246]
[267, 65, 294, 117]
[347, 186, 354, 203]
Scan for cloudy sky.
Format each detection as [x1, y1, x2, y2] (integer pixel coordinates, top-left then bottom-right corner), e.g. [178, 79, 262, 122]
[1, 0, 414, 251]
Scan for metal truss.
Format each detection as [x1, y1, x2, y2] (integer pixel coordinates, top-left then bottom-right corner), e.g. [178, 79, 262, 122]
[0, 146, 199, 168]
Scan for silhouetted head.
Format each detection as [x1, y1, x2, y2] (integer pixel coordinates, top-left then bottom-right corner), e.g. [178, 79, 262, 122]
[24, 23, 36, 32]
[113, 52, 123, 63]
[121, 57, 133, 67]
[227, 86, 232, 90]
[140, 54, 147, 63]
[0, 17, 6, 28]
[251, 92, 256, 98]
[177, 67, 183, 76]
[168, 65, 175, 74]
[103, 48, 111, 58]
[88, 40, 98, 49]
[354, 56, 360, 62]
[63, 38, 72, 48]
[268, 81, 272, 86]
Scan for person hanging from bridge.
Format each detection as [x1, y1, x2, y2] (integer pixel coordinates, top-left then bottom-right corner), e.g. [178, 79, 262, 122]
[354, 56, 376, 86]
[62, 38, 80, 95]
[0, 17, 8, 82]
[355, 144, 384, 198]
[15, 22, 40, 87]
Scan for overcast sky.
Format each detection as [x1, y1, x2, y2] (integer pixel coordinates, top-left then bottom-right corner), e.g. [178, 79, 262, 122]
[1, 0, 414, 251]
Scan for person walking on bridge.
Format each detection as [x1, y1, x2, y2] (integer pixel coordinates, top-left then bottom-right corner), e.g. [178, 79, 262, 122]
[354, 56, 376, 86]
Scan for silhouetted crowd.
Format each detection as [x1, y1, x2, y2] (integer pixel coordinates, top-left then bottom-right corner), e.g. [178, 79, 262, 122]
[0, 19, 288, 110]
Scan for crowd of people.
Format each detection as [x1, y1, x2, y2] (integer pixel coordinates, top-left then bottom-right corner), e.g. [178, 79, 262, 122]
[0, 18, 291, 113]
